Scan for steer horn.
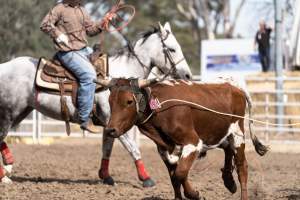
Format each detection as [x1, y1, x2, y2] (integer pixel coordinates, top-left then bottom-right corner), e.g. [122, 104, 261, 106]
[138, 78, 159, 88]
[94, 79, 111, 87]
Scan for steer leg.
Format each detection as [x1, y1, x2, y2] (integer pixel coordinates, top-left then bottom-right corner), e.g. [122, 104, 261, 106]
[234, 143, 248, 200]
[221, 143, 237, 194]
[172, 137, 203, 200]
[158, 146, 182, 200]
[177, 149, 200, 200]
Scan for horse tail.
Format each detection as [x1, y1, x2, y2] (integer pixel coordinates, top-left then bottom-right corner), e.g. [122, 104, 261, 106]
[245, 92, 269, 156]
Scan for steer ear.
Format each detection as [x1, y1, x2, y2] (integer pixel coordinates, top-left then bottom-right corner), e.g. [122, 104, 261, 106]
[138, 78, 159, 88]
[94, 79, 112, 87]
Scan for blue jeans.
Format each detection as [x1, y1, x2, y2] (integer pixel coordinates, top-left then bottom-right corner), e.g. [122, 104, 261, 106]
[57, 47, 96, 123]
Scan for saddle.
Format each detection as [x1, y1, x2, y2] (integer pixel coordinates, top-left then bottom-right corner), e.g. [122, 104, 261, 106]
[35, 48, 109, 135]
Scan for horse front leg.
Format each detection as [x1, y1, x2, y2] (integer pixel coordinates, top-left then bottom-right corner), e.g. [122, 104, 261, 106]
[118, 127, 155, 187]
[99, 130, 115, 185]
[0, 141, 13, 184]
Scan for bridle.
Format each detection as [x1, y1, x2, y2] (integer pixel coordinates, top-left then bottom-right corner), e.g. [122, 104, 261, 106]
[159, 30, 185, 79]
[118, 28, 186, 80]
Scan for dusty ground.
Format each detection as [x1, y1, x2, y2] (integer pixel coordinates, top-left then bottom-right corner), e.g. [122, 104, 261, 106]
[1, 138, 300, 200]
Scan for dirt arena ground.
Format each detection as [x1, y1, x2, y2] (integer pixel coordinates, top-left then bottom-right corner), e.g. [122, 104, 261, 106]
[1, 138, 300, 200]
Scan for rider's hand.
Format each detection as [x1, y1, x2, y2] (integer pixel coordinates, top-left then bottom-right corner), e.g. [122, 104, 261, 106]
[56, 34, 69, 46]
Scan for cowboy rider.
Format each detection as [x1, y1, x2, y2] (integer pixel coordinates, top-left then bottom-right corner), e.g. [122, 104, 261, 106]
[40, 0, 102, 133]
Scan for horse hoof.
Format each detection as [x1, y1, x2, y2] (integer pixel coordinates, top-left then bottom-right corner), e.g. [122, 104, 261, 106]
[102, 176, 115, 186]
[1, 176, 12, 184]
[3, 165, 13, 176]
[142, 178, 155, 188]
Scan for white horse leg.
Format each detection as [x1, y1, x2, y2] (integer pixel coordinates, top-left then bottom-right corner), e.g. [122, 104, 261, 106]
[0, 140, 13, 184]
[0, 142, 14, 175]
[117, 128, 155, 187]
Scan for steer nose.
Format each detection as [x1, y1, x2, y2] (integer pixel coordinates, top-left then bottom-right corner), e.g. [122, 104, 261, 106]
[104, 128, 118, 138]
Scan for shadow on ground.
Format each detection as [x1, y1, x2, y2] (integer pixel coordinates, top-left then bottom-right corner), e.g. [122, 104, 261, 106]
[11, 175, 136, 187]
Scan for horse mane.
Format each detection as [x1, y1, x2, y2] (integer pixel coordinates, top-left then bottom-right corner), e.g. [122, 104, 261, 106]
[140, 26, 159, 44]
[110, 25, 160, 58]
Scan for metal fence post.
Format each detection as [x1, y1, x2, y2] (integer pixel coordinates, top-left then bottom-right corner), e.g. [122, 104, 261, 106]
[274, 0, 284, 133]
[32, 110, 37, 144]
[37, 112, 42, 144]
[265, 93, 269, 142]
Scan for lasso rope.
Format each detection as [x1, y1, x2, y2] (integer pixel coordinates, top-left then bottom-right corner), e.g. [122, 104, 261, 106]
[141, 99, 300, 127]
[100, 0, 136, 32]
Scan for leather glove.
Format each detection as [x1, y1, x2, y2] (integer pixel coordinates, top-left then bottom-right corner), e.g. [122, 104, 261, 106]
[56, 34, 69, 46]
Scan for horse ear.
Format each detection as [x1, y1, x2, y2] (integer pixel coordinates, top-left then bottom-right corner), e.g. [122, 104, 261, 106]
[164, 22, 172, 33]
[158, 22, 167, 37]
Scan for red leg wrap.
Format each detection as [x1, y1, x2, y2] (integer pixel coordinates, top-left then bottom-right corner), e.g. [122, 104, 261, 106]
[0, 142, 14, 165]
[135, 159, 150, 181]
[0, 166, 5, 179]
[99, 159, 110, 178]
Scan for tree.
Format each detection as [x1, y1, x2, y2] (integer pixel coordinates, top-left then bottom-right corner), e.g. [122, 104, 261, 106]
[0, 0, 202, 73]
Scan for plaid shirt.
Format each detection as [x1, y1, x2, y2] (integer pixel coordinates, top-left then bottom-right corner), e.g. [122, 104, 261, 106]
[41, 3, 102, 52]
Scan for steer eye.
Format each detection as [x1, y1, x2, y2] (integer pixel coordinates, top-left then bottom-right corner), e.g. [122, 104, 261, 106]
[127, 100, 134, 106]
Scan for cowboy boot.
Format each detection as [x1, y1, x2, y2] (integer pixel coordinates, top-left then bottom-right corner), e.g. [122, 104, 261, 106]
[80, 119, 102, 134]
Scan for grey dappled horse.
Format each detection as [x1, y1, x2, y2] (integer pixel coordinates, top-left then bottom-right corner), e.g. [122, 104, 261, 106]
[0, 22, 192, 184]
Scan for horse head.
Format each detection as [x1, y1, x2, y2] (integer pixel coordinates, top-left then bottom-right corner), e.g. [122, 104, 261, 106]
[135, 22, 193, 80]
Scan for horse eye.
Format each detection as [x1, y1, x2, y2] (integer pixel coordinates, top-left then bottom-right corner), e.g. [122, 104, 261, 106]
[168, 48, 176, 53]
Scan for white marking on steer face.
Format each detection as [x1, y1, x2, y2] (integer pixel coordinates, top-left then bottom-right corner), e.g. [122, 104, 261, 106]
[181, 139, 203, 158]
[1, 176, 12, 184]
[3, 165, 12, 176]
[228, 121, 245, 148]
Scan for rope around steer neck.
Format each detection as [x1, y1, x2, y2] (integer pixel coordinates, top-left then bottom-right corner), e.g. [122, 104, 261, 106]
[140, 98, 300, 127]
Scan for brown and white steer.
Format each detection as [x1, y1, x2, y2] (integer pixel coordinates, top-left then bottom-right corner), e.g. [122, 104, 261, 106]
[99, 78, 268, 200]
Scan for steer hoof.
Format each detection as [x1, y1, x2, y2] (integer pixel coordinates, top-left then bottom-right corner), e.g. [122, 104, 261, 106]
[102, 176, 115, 186]
[1, 176, 12, 184]
[184, 190, 200, 200]
[142, 178, 155, 188]
[222, 169, 237, 194]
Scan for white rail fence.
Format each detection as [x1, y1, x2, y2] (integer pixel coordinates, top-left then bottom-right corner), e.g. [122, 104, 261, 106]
[8, 76, 300, 143]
